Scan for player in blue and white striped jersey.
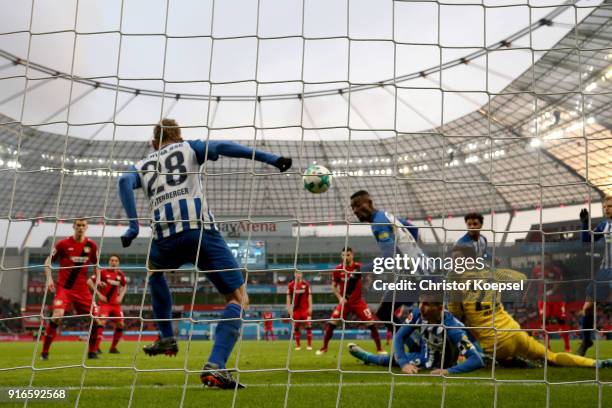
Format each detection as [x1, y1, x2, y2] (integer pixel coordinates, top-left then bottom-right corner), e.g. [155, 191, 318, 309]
[118, 118, 292, 389]
[348, 292, 485, 375]
[455, 212, 490, 260]
[576, 195, 612, 356]
[350, 190, 433, 340]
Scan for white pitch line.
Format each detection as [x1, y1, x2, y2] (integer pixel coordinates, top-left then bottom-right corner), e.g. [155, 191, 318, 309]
[12, 382, 603, 391]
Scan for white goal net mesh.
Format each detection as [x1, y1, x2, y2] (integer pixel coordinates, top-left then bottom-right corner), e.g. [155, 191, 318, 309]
[0, 0, 610, 407]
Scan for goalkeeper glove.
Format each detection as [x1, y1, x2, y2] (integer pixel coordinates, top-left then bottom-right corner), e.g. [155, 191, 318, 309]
[121, 223, 139, 248]
[579, 208, 589, 224]
[274, 157, 292, 172]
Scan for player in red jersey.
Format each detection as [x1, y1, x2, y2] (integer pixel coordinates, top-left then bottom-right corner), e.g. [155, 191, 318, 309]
[524, 253, 571, 352]
[287, 271, 312, 350]
[41, 218, 100, 360]
[88, 254, 127, 354]
[262, 309, 276, 342]
[317, 247, 384, 355]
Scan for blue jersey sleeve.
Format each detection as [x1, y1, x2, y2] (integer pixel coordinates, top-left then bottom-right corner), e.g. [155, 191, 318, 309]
[118, 166, 141, 229]
[581, 220, 608, 243]
[444, 312, 484, 374]
[372, 212, 420, 258]
[394, 309, 421, 368]
[371, 211, 397, 259]
[455, 233, 471, 246]
[398, 217, 419, 241]
[187, 140, 280, 166]
[372, 225, 397, 259]
[482, 235, 491, 260]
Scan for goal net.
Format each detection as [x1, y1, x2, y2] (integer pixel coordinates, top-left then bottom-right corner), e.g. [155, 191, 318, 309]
[0, 0, 610, 407]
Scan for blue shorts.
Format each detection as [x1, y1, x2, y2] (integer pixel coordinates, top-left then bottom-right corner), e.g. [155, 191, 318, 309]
[149, 228, 244, 295]
[585, 268, 612, 301]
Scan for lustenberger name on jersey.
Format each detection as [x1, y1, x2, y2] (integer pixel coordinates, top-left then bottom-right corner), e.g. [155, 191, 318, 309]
[151, 187, 190, 208]
[135, 141, 213, 240]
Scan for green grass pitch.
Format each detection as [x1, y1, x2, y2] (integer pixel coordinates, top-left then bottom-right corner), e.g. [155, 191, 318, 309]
[0, 339, 610, 407]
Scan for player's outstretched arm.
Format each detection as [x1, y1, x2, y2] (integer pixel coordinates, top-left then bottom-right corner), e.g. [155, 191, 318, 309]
[393, 323, 417, 368]
[188, 140, 292, 172]
[44, 255, 55, 293]
[87, 277, 107, 303]
[446, 332, 485, 374]
[343, 272, 361, 300]
[286, 292, 293, 317]
[118, 167, 142, 247]
[398, 216, 419, 241]
[578, 209, 606, 242]
[118, 275, 127, 304]
[580, 209, 591, 242]
[308, 292, 313, 317]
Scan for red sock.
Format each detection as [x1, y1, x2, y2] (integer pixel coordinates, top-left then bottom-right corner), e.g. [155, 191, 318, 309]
[306, 327, 312, 347]
[111, 327, 123, 350]
[386, 328, 392, 345]
[94, 326, 104, 351]
[294, 328, 301, 347]
[559, 324, 570, 351]
[88, 325, 102, 353]
[369, 325, 382, 351]
[264, 331, 269, 341]
[42, 321, 59, 354]
[321, 324, 335, 349]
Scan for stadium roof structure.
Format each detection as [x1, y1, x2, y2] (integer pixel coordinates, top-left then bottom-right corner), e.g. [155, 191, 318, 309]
[0, 4, 610, 224]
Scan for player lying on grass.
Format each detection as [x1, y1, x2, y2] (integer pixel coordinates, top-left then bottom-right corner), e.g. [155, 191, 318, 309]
[42, 218, 101, 360]
[118, 118, 292, 389]
[448, 245, 612, 368]
[576, 195, 612, 356]
[87, 254, 127, 354]
[317, 247, 384, 355]
[348, 291, 485, 375]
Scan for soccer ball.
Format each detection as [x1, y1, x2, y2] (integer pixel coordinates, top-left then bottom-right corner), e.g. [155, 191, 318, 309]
[303, 164, 332, 194]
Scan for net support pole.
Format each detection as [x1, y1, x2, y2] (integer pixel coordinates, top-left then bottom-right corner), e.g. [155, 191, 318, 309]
[87, 93, 138, 143]
[0, 77, 55, 106]
[40, 87, 96, 124]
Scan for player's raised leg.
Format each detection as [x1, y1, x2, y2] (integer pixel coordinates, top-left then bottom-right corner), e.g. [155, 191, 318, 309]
[198, 229, 248, 389]
[117, 119, 292, 386]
